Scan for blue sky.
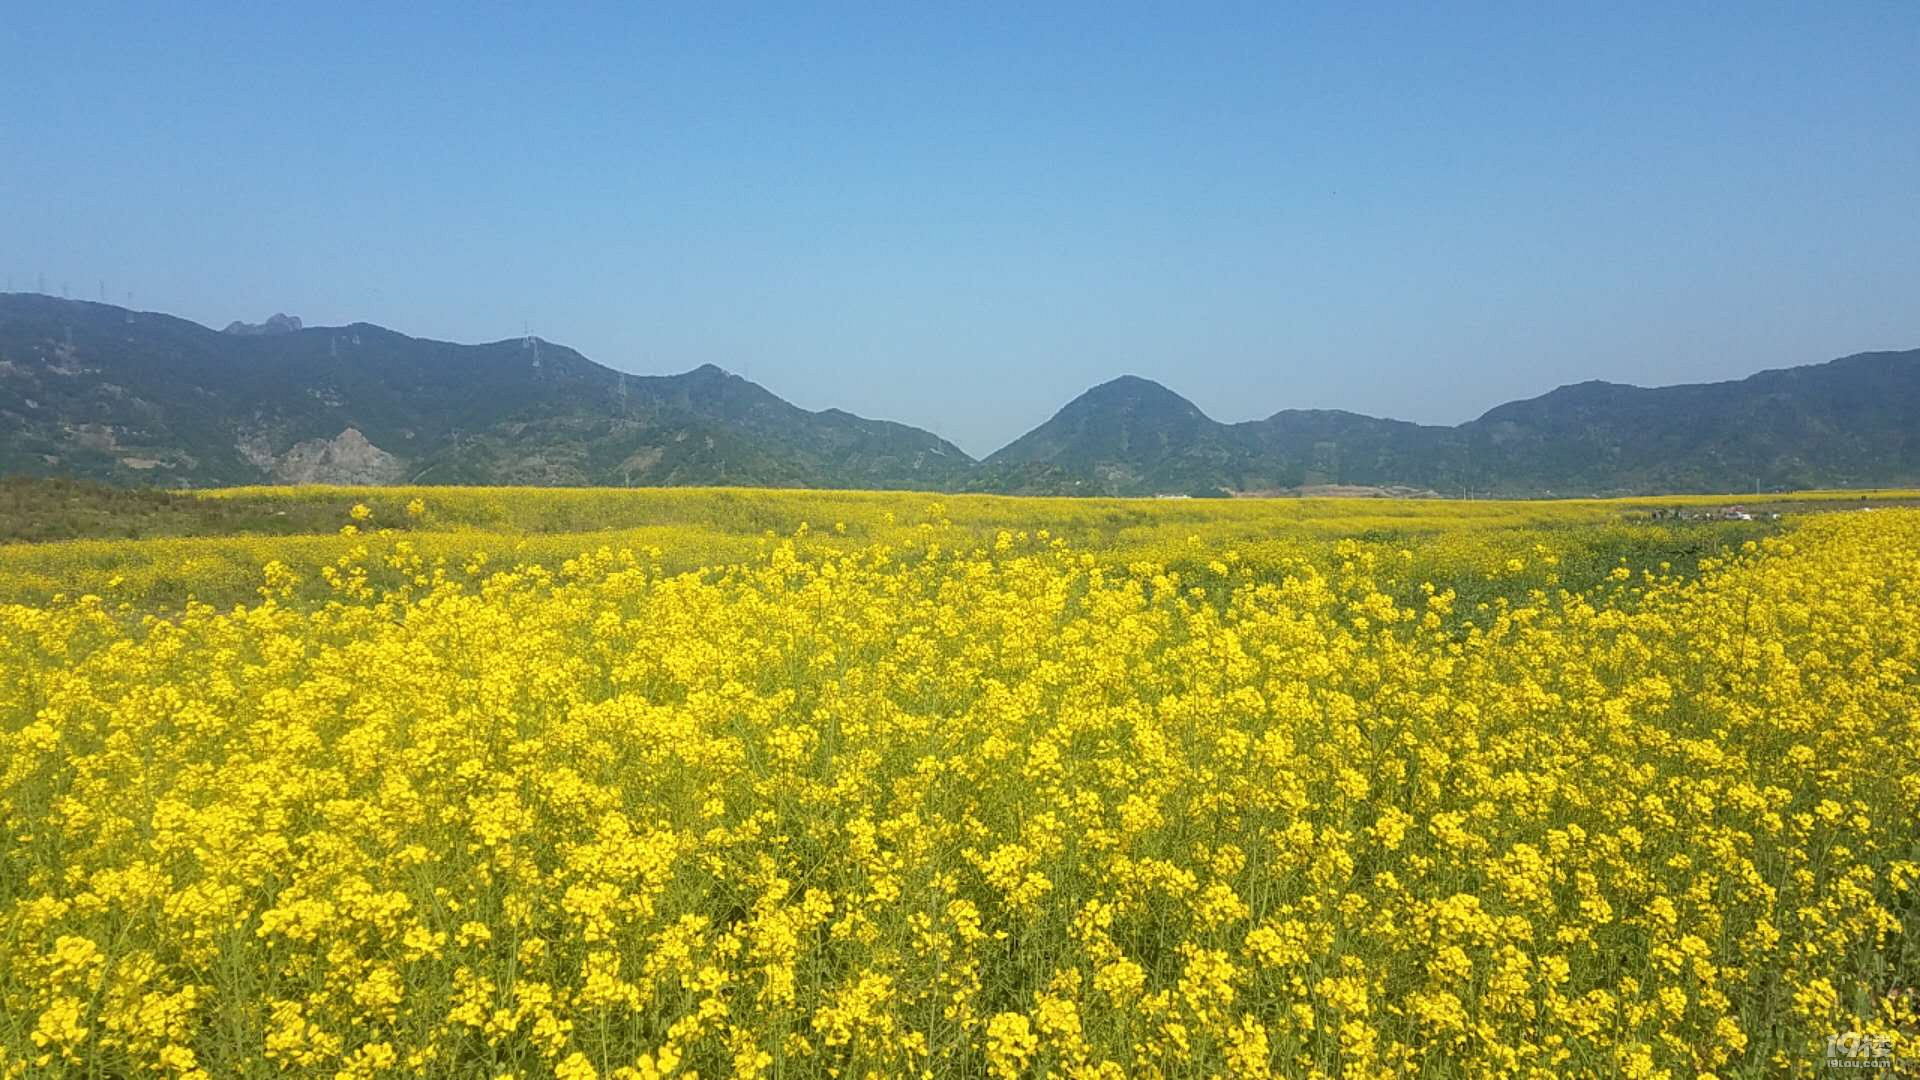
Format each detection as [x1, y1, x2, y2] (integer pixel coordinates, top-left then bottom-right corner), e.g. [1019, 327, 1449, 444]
[4, 4, 1917, 456]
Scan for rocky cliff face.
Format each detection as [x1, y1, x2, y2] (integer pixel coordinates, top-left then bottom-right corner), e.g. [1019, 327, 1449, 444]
[222, 314, 304, 336]
[260, 428, 405, 485]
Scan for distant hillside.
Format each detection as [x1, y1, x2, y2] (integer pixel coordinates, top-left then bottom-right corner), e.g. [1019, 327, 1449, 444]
[0, 294, 972, 489]
[2, 293, 1914, 495]
[978, 376, 1255, 495]
[1453, 353, 1920, 494]
[980, 352, 1920, 496]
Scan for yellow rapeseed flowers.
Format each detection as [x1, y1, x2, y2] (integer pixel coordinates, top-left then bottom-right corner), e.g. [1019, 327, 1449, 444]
[0, 503, 1916, 1077]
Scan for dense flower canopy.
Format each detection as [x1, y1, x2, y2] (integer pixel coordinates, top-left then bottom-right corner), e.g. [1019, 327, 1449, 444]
[1, 508, 1916, 1078]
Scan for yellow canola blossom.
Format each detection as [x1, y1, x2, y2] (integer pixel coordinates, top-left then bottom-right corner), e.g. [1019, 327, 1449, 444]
[0, 509, 1917, 1077]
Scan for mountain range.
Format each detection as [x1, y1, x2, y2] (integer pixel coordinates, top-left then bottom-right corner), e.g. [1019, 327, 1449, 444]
[2, 293, 1915, 496]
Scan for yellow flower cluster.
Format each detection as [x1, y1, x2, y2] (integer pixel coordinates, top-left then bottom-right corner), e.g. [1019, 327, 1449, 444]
[1, 507, 1916, 1077]
[0, 484, 1797, 609]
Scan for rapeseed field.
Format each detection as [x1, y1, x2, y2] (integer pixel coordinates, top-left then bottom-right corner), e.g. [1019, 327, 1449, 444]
[1, 491, 1915, 1077]
[0, 486, 1786, 608]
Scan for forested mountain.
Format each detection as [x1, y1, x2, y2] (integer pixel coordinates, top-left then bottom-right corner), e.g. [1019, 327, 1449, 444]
[0, 294, 971, 489]
[3, 294, 1914, 496]
[980, 353, 1920, 496]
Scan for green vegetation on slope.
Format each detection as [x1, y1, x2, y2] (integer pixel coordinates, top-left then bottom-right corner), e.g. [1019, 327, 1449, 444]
[5, 293, 1918, 496]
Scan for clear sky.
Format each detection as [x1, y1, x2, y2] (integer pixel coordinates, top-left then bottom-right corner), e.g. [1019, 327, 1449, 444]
[4, 4, 1917, 457]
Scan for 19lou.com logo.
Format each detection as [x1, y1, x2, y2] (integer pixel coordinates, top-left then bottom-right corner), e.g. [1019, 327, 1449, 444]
[1824, 1031, 1896, 1070]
